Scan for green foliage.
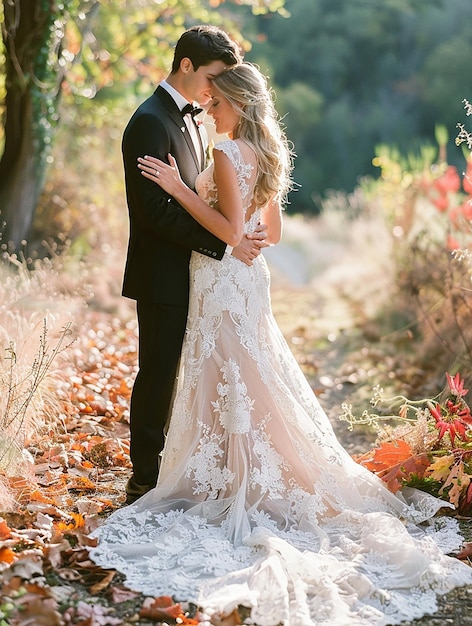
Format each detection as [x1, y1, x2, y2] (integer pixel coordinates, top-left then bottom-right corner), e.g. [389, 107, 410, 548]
[239, 0, 472, 213]
[60, 0, 233, 123]
[31, 1, 74, 161]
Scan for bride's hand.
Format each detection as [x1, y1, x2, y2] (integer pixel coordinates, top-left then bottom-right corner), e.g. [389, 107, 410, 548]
[138, 154, 185, 196]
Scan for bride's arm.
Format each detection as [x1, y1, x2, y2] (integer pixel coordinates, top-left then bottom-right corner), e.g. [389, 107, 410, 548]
[261, 196, 283, 245]
[138, 153, 243, 247]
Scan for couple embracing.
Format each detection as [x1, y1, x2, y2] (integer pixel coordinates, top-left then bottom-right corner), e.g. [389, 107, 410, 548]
[90, 25, 472, 626]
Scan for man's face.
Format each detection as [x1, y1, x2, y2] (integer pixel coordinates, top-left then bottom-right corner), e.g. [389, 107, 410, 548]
[182, 59, 228, 105]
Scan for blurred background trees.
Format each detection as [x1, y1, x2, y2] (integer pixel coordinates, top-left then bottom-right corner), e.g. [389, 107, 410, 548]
[240, 0, 472, 212]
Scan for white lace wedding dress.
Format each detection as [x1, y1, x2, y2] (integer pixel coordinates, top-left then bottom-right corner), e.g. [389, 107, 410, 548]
[90, 140, 472, 625]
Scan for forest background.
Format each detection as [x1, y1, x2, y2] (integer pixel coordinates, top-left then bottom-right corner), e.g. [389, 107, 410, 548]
[1, 0, 472, 622]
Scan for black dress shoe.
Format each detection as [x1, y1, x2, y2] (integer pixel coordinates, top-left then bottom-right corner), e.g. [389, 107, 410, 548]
[125, 476, 155, 505]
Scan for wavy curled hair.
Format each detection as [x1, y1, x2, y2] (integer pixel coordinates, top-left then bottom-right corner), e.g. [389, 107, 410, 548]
[212, 63, 294, 208]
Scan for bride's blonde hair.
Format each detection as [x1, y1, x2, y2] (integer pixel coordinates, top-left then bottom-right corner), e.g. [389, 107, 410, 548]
[212, 62, 294, 208]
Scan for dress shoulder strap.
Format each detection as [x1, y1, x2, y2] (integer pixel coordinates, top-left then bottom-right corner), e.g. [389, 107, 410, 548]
[213, 140, 243, 168]
[213, 139, 255, 210]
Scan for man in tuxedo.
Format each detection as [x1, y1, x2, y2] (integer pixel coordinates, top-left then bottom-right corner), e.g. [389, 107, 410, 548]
[122, 25, 267, 504]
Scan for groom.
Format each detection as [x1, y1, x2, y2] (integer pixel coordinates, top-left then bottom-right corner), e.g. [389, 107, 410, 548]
[122, 25, 268, 504]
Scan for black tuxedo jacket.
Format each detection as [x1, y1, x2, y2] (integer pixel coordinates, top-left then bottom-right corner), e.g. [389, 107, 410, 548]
[121, 86, 226, 305]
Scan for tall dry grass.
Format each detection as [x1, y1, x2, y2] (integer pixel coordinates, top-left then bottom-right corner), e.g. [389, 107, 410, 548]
[0, 251, 86, 503]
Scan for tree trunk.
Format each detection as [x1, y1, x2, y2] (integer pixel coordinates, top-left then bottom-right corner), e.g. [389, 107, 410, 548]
[0, 88, 46, 251]
[0, 0, 61, 251]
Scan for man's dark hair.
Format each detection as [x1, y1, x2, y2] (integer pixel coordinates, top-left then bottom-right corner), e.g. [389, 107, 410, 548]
[171, 25, 242, 73]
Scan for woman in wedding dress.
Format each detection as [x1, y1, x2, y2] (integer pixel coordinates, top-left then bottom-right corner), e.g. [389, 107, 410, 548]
[90, 63, 472, 625]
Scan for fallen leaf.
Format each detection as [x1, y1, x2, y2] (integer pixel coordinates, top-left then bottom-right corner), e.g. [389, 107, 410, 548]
[426, 454, 456, 482]
[13, 597, 63, 626]
[456, 542, 472, 560]
[0, 518, 13, 540]
[108, 585, 141, 604]
[210, 608, 242, 626]
[0, 546, 16, 564]
[438, 461, 471, 507]
[356, 440, 414, 472]
[89, 569, 116, 595]
[67, 475, 97, 492]
[139, 595, 184, 620]
[66, 599, 122, 625]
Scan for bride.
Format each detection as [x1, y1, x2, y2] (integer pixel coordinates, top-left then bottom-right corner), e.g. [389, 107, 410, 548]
[90, 63, 472, 625]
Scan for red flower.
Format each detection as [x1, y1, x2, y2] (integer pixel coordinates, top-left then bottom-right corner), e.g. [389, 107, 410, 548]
[446, 372, 469, 397]
[433, 195, 449, 212]
[462, 200, 472, 221]
[434, 166, 461, 194]
[425, 375, 472, 445]
[463, 158, 472, 195]
[428, 400, 472, 446]
[446, 234, 460, 250]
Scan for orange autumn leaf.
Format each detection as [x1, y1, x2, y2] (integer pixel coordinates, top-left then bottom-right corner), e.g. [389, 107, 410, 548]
[356, 440, 430, 493]
[80, 405, 95, 414]
[179, 616, 200, 625]
[356, 439, 414, 472]
[67, 476, 97, 491]
[456, 542, 472, 560]
[139, 596, 184, 620]
[55, 513, 86, 532]
[211, 608, 242, 626]
[0, 519, 12, 540]
[109, 377, 132, 400]
[379, 454, 431, 493]
[0, 546, 16, 564]
[152, 595, 174, 607]
[8, 477, 56, 505]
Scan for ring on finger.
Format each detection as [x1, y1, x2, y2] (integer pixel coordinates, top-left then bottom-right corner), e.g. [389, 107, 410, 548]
[155, 169, 159, 177]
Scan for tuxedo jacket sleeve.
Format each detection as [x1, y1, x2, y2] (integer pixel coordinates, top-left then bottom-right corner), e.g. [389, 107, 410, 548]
[121, 87, 228, 305]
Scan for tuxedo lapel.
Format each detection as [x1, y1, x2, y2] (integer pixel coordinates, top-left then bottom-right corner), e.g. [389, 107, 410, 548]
[154, 86, 201, 171]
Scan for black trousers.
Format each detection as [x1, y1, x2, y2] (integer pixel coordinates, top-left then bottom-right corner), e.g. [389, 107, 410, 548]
[129, 299, 188, 486]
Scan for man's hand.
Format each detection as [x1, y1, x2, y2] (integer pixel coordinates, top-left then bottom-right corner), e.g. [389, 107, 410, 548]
[231, 223, 269, 266]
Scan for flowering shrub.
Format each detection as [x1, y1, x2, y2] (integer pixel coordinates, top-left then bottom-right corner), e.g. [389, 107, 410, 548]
[363, 110, 472, 388]
[341, 372, 472, 516]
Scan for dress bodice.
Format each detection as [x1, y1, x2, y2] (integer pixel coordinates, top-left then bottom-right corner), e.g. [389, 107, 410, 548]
[195, 139, 261, 233]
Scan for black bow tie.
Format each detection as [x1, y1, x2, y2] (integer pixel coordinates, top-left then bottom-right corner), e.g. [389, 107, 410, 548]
[181, 103, 203, 118]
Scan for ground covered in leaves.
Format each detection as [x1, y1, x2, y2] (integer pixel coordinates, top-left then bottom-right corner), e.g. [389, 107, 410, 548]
[1, 283, 471, 625]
